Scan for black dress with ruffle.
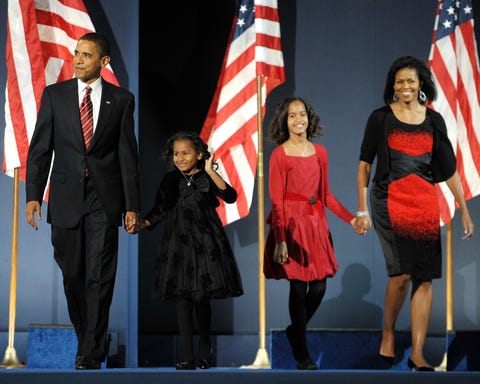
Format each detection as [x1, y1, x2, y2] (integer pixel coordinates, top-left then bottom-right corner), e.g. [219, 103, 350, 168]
[144, 169, 244, 301]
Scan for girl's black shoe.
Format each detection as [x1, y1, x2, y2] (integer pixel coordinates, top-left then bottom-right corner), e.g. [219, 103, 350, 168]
[176, 361, 196, 370]
[296, 358, 318, 370]
[198, 358, 212, 369]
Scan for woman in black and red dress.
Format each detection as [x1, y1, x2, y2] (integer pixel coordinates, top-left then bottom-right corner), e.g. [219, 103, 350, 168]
[356, 56, 474, 371]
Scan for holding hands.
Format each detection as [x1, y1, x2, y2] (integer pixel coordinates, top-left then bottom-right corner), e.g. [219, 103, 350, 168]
[124, 211, 139, 234]
[351, 211, 371, 236]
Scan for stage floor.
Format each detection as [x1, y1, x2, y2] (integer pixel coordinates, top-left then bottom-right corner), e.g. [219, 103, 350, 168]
[1, 367, 480, 384]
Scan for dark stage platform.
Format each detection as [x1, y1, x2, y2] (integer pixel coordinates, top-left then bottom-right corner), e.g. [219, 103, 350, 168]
[1, 367, 480, 384]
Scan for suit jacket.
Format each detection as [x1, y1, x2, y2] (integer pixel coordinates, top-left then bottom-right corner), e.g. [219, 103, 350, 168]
[26, 78, 140, 228]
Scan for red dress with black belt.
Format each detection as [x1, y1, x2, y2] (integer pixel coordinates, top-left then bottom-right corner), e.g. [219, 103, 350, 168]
[263, 143, 354, 282]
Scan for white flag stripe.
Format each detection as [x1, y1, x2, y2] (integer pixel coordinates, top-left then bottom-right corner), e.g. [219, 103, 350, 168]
[3, 94, 20, 175]
[211, 94, 258, 150]
[37, 24, 78, 51]
[36, 0, 95, 29]
[44, 57, 64, 85]
[256, 18, 281, 38]
[226, 27, 255, 68]
[217, 61, 256, 112]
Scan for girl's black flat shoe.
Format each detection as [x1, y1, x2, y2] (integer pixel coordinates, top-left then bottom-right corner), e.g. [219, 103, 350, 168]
[296, 358, 318, 370]
[198, 358, 212, 369]
[176, 361, 196, 370]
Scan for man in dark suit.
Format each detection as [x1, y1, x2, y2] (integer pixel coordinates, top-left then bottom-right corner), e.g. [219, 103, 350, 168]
[25, 32, 140, 370]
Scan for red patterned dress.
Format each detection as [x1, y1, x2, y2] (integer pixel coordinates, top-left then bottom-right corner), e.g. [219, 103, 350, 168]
[371, 113, 442, 280]
[263, 143, 354, 282]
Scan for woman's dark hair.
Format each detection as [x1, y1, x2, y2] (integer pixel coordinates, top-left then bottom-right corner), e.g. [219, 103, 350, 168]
[383, 56, 437, 105]
[269, 97, 323, 145]
[162, 131, 212, 170]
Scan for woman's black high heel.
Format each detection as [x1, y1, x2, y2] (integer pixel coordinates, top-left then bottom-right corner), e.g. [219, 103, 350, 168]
[379, 353, 394, 367]
[407, 357, 435, 372]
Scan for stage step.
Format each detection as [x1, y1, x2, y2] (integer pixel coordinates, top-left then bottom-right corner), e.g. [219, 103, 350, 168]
[26, 324, 116, 369]
[3, 327, 478, 369]
[270, 328, 480, 371]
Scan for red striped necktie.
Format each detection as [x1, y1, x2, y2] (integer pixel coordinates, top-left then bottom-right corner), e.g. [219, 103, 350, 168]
[80, 86, 93, 149]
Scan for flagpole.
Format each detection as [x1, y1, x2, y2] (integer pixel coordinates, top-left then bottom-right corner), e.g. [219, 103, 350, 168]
[436, 221, 453, 371]
[0, 168, 25, 369]
[242, 75, 270, 369]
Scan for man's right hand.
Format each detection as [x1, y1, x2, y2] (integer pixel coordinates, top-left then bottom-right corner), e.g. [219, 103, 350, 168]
[26, 201, 42, 230]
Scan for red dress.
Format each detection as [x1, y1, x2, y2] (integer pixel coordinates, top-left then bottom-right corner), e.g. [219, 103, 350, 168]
[263, 143, 354, 282]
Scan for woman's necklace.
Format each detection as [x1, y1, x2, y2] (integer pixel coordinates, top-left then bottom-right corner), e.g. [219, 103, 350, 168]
[181, 171, 195, 186]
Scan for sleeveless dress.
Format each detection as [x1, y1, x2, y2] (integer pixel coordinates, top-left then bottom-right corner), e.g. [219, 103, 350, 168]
[144, 169, 244, 300]
[371, 114, 442, 280]
[263, 144, 354, 282]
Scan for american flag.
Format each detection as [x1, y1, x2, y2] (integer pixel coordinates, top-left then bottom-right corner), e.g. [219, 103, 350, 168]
[200, 0, 285, 226]
[3, 0, 118, 195]
[428, 0, 480, 225]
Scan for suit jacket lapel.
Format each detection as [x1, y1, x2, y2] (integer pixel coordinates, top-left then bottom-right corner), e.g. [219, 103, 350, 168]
[89, 79, 114, 149]
[65, 80, 86, 148]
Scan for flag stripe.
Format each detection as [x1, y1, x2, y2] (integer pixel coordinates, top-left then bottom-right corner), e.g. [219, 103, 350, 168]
[4, 0, 118, 190]
[428, 0, 480, 224]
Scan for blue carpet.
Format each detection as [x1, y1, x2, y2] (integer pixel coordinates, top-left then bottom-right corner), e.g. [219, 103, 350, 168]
[27, 325, 77, 369]
[270, 329, 480, 371]
[26, 325, 107, 369]
[271, 328, 410, 370]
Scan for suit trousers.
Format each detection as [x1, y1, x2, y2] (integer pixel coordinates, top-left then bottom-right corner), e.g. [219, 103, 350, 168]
[51, 177, 119, 362]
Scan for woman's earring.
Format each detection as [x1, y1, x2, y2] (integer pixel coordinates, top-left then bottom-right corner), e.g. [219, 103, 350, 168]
[392, 92, 398, 102]
[419, 90, 427, 103]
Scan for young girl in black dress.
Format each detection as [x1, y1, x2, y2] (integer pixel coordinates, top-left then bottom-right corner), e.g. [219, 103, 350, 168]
[137, 131, 244, 370]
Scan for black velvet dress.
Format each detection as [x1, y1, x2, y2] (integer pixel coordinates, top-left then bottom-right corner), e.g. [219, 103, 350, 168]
[144, 169, 244, 301]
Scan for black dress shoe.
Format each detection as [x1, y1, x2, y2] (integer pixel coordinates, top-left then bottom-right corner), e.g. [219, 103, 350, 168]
[296, 358, 318, 370]
[407, 358, 435, 372]
[176, 361, 196, 370]
[75, 354, 84, 367]
[76, 357, 101, 370]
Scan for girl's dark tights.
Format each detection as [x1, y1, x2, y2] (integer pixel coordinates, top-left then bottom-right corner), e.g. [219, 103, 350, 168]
[289, 278, 327, 360]
[176, 297, 212, 362]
